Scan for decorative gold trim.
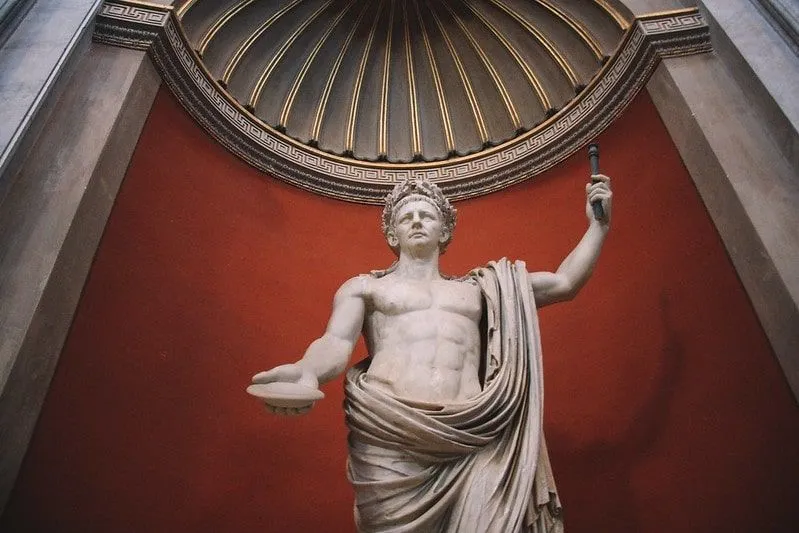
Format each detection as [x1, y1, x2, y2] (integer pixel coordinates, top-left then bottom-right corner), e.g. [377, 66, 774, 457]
[636, 7, 706, 22]
[197, 0, 257, 56]
[488, 0, 580, 88]
[635, 7, 699, 22]
[536, 0, 603, 60]
[176, 0, 198, 19]
[463, 0, 551, 113]
[95, 1, 712, 203]
[413, 0, 455, 155]
[309, 2, 370, 144]
[593, 0, 631, 30]
[196, 12, 609, 169]
[114, 0, 171, 10]
[345, 0, 384, 154]
[378, 0, 395, 159]
[278, 0, 357, 129]
[249, 1, 332, 110]
[442, 0, 521, 131]
[430, 7, 489, 145]
[219, 0, 301, 84]
[403, 1, 422, 159]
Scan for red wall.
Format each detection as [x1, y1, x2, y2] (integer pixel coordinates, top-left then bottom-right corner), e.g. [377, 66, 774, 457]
[3, 89, 798, 532]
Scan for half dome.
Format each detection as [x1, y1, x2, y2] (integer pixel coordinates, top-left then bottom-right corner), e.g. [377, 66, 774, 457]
[177, 0, 632, 164]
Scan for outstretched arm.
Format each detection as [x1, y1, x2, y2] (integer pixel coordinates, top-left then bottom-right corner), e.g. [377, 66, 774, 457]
[296, 276, 366, 384]
[251, 276, 366, 413]
[529, 175, 612, 307]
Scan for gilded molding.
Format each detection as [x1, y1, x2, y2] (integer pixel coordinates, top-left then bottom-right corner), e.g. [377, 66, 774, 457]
[94, 1, 711, 204]
[430, 6, 489, 145]
[414, 0, 455, 156]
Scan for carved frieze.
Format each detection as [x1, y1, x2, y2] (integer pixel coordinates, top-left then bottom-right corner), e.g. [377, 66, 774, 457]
[95, 1, 711, 204]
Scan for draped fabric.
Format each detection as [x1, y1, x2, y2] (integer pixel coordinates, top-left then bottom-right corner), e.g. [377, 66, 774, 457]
[344, 259, 563, 533]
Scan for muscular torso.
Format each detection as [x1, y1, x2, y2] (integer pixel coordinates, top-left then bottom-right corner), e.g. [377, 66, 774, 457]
[363, 274, 483, 404]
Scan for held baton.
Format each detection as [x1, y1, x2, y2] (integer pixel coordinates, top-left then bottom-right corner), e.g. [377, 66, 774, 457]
[588, 143, 605, 220]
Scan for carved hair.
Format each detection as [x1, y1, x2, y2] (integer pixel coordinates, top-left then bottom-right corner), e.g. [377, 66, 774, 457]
[382, 177, 457, 255]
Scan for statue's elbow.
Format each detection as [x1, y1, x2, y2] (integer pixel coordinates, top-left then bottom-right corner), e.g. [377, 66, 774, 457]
[562, 288, 578, 302]
[560, 280, 583, 302]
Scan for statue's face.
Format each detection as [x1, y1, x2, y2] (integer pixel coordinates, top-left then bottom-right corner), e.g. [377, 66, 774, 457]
[390, 199, 448, 255]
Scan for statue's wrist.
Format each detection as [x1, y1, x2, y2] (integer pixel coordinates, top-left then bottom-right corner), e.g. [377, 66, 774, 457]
[589, 218, 610, 233]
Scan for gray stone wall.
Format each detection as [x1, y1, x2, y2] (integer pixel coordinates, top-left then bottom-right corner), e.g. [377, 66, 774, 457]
[647, 0, 799, 396]
[0, 0, 103, 200]
[0, 1, 161, 513]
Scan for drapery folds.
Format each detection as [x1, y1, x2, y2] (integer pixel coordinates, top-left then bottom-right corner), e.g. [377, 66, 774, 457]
[345, 259, 562, 533]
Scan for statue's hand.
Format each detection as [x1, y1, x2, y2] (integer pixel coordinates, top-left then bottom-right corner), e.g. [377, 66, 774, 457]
[586, 174, 612, 225]
[250, 364, 321, 416]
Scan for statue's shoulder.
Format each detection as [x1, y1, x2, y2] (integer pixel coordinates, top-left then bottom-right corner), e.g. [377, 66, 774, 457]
[335, 274, 374, 300]
[368, 263, 397, 279]
[445, 272, 479, 286]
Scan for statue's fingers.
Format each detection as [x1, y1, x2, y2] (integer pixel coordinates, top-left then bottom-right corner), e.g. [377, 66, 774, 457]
[265, 404, 287, 416]
[590, 173, 611, 183]
[252, 364, 302, 384]
[251, 371, 273, 383]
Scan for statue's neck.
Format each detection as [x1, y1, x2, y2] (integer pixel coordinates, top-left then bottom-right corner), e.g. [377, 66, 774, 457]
[395, 252, 441, 281]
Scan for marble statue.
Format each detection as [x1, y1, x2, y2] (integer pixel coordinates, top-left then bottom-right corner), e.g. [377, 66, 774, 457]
[249, 174, 612, 532]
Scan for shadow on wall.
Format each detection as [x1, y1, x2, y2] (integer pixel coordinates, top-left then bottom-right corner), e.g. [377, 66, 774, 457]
[548, 292, 686, 531]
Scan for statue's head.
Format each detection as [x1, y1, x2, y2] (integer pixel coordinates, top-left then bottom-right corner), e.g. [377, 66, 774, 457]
[382, 177, 457, 256]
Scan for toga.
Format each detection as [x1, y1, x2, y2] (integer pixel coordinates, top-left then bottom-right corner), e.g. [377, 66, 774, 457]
[344, 259, 563, 533]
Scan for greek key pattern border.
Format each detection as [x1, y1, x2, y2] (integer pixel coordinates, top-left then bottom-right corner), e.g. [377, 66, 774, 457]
[94, 1, 711, 204]
[99, 1, 169, 26]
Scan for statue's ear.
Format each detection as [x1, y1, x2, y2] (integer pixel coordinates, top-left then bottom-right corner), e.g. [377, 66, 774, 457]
[386, 231, 399, 247]
[439, 229, 450, 244]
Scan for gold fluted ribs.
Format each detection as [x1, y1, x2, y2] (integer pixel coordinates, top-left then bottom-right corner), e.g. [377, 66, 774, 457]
[536, 0, 604, 60]
[309, 2, 370, 145]
[198, 0, 259, 56]
[430, 7, 489, 145]
[278, 0, 358, 129]
[593, 0, 632, 30]
[378, 0, 395, 159]
[488, 0, 580, 89]
[413, 0, 455, 156]
[249, 1, 333, 109]
[346, 0, 384, 155]
[179, 0, 627, 164]
[219, 1, 303, 84]
[176, 0, 199, 19]
[462, 0, 551, 113]
[442, 0, 521, 132]
[403, 1, 422, 159]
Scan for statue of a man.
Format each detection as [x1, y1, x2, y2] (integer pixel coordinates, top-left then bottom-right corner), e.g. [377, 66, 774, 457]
[251, 174, 612, 532]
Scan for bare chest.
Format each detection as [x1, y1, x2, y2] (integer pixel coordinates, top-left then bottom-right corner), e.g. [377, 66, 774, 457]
[369, 278, 482, 321]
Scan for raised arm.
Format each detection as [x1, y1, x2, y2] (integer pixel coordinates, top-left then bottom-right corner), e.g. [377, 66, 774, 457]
[529, 175, 612, 307]
[250, 276, 366, 414]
